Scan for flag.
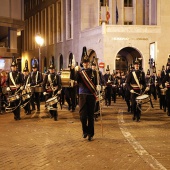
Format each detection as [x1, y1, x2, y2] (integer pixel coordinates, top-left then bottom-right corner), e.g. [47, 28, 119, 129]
[116, 0, 119, 24]
[106, 2, 110, 23]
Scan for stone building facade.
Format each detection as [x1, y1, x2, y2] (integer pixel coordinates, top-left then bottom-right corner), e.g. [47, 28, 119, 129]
[23, 0, 169, 74]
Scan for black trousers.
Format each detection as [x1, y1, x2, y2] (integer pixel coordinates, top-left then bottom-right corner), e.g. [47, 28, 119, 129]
[31, 92, 40, 110]
[45, 92, 58, 119]
[65, 87, 76, 110]
[79, 94, 95, 136]
[131, 93, 141, 119]
[159, 95, 166, 109]
[105, 86, 112, 105]
[166, 90, 170, 113]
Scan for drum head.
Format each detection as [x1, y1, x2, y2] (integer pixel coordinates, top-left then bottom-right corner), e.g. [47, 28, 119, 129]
[136, 94, 149, 100]
[46, 96, 57, 103]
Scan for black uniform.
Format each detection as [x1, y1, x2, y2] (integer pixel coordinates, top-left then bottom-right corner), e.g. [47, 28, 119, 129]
[76, 67, 97, 141]
[6, 70, 23, 120]
[43, 72, 61, 120]
[126, 69, 146, 121]
[22, 72, 31, 114]
[104, 73, 113, 106]
[162, 68, 170, 115]
[30, 70, 43, 111]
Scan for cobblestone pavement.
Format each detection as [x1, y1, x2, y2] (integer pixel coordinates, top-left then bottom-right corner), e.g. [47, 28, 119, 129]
[0, 97, 170, 170]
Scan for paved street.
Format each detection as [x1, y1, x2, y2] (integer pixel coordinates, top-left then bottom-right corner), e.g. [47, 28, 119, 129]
[0, 97, 170, 170]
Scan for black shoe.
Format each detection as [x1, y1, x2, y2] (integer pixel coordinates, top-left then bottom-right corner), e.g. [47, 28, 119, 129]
[54, 117, 57, 121]
[136, 118, 140, 122]
[88, 135, 93, 141]
[167, 112, 170, 116]
[132, 117, 136, 121]
[82, 133, 88, 138]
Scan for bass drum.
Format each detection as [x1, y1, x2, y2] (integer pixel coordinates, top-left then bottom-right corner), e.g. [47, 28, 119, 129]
[60, 70, 71, 87]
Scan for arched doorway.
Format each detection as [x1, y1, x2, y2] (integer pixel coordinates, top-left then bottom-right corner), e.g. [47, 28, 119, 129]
[116, 47, 143, 72]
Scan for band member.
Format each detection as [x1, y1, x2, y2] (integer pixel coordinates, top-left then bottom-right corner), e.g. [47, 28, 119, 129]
[124, 71, 131, 112]
[22, 67, 31, 115]
[43, 63, 61, 121]
[126, 58, 147, 122]
[104, 65, 113, 106]
[162, 57, 170, 116]
[156, 73, 166, 111]
[30, 63, 43, 112]
[112, 73, 118, 103]
[76, 53, 98, 141]
[65, 62, 77, 112]
[6, 59, 23, 120]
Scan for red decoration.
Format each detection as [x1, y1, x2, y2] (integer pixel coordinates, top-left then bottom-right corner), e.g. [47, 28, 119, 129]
[99, 62, 105, 68]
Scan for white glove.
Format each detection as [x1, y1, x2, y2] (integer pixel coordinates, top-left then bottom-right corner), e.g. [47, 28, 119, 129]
[164, 88, 168, 91]
[108, 80, 111, 83]
[6, 87, 10, 91]
[20, 86, 24, 90]
[27, 84, 31, 87]
[102, 86, 106, 90]
[165, 82, 168, 87]
[43, 92, 47, 95]
[130, 89, 134, 93]
[145, 87, 150, 92]
[57, 90, 61, 94]
[96, 85, 101, 91]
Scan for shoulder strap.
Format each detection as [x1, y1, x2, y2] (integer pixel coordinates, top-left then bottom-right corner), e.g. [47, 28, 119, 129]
[9, 72, 16, 87]
[132, 71, 141, 89]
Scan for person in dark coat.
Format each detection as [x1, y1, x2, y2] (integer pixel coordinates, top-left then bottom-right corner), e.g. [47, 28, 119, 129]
[6, 59, 23, 120]
[43, 63, 61, 121]
[126, 58, 147, 122]
[76, 53, 98, 141]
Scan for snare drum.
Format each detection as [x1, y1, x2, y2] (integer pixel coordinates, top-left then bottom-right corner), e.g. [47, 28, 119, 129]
[46, 96, 58, 106]
[61, 70, 71, 87]
[136, 94, 150, 105]
[22, 94, 31, 101]
[34, 86, 44, 93]
[7, 94, 20, 103]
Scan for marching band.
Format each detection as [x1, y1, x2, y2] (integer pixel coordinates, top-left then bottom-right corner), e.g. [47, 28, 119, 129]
[1, 54, 170, 141]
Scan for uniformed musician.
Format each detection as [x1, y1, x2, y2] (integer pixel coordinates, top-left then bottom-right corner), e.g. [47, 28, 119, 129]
[162, 57, 170, 116]
[22, 67, 31, 115]
[30, 63, 43, 113]
[126, 58, 147, 122]
[76, 53, 98, 141]
[43, 63, 62, 121]
[6, 59, 23, 120]
[104, 66, 113, 106]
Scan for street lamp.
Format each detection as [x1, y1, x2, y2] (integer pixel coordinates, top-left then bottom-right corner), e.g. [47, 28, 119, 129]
[35, 33, 44, 71]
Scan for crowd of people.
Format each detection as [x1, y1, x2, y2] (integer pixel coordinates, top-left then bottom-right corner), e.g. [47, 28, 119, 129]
[0, 54, 170, 141]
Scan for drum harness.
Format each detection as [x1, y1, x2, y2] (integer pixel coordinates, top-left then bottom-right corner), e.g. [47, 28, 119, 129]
[44, 74, 61, 110]
[132, 71, 153, 112]
[20, 75, 32, 109]
[6, 72, 22, 112]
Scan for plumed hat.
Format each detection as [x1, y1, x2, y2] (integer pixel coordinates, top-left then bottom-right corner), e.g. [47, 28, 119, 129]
[147, 69, 150, 75]
[134, 58, 139, 65]
[11, 56, 17, 67]
[23, 67, 29, 72]
[32, 63, 38, 68]
[49, 63, 55, 69]
[106, 65, 110, 71]
[167, 56, 170, 66]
